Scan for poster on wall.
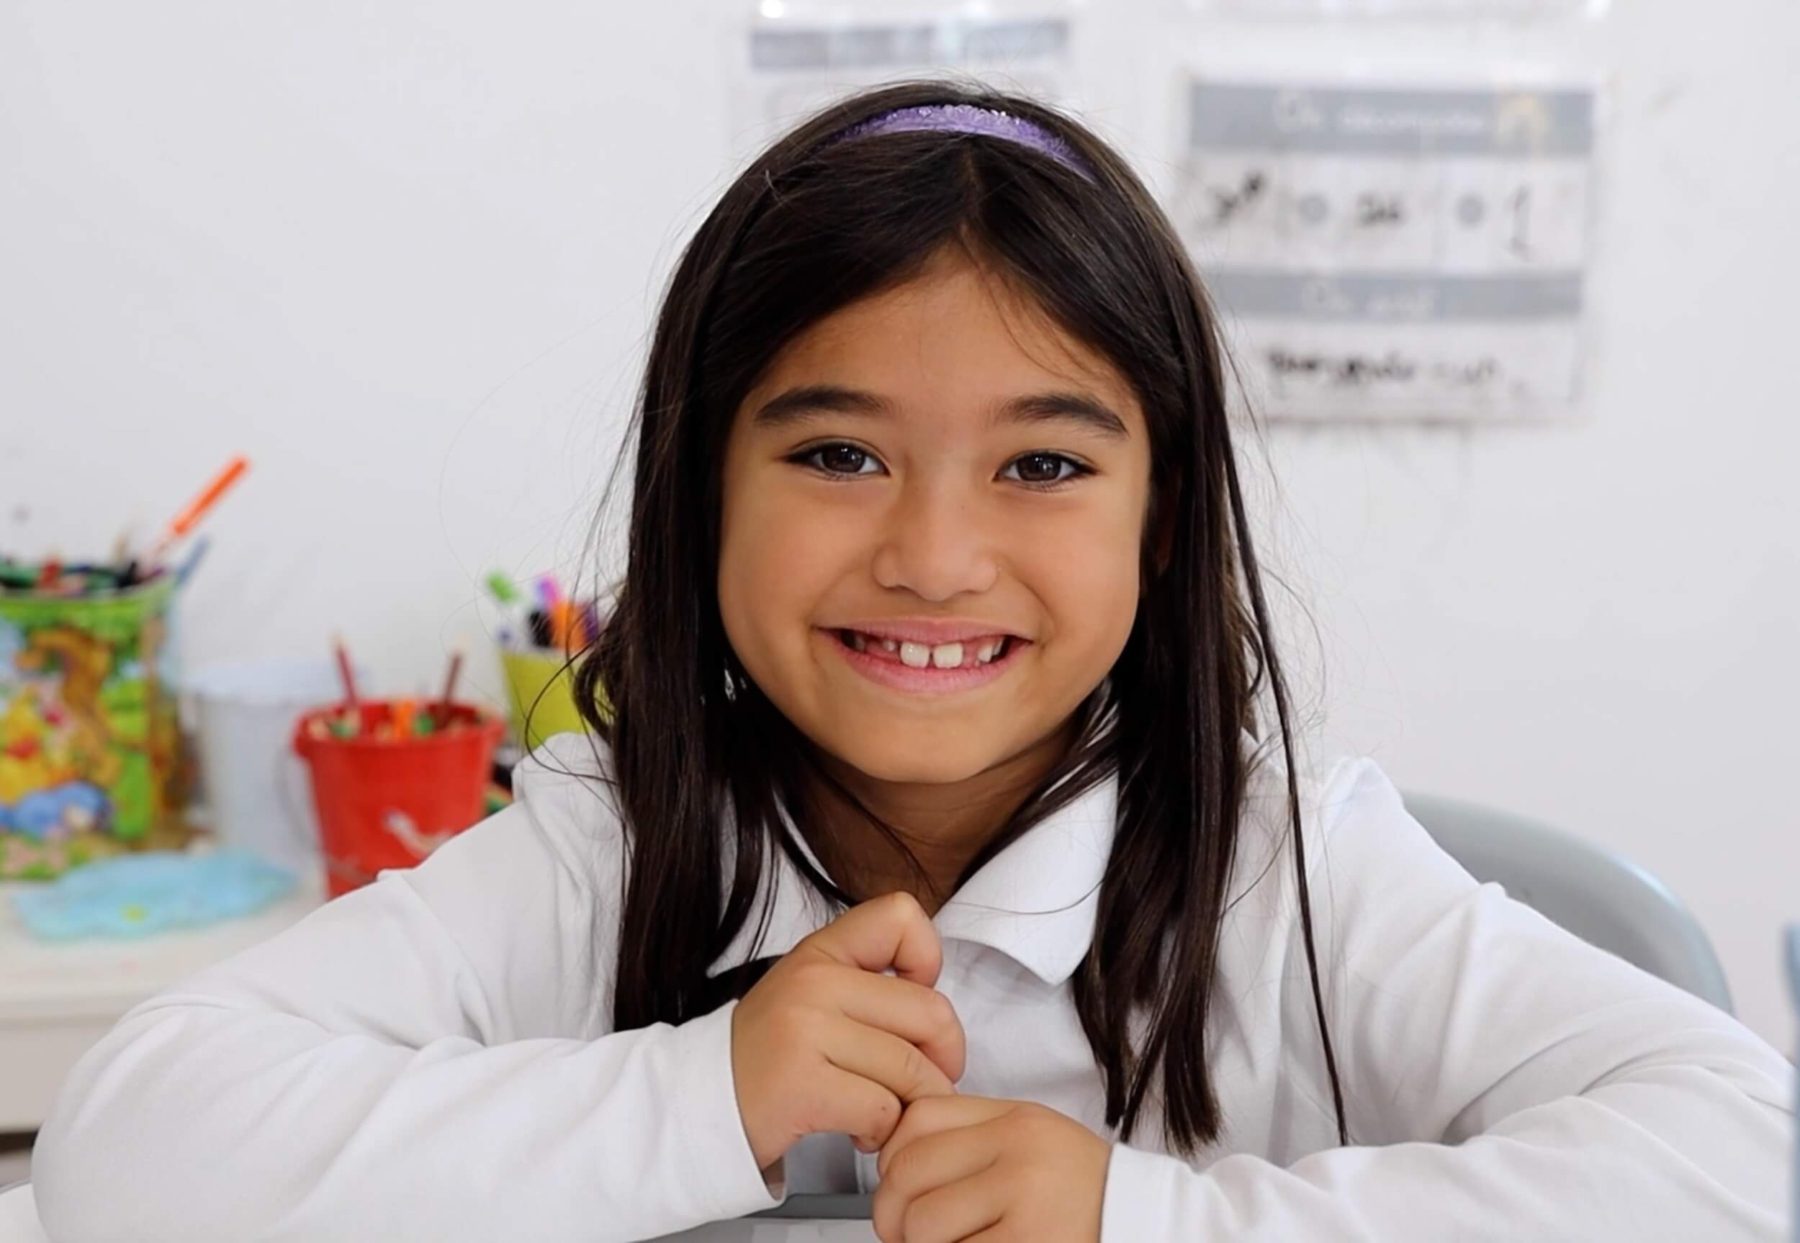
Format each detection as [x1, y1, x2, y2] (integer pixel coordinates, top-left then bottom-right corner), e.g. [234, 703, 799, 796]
[1186, 0, 1606, 18]
[1172, 76, 1599, 422]
[729, 1, 1081, 154]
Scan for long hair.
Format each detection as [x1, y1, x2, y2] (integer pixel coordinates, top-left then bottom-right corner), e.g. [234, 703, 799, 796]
[572, 78, 1347, 1156]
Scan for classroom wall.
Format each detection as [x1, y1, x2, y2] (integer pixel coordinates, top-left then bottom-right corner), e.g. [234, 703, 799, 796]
[2, 1, 1795, 1043]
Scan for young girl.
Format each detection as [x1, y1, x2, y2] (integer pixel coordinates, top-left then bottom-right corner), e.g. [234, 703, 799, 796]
[32, 82, 1790, 1242]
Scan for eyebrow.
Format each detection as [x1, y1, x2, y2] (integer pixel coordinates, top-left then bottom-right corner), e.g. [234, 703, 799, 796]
[751, 384, 1130, 440]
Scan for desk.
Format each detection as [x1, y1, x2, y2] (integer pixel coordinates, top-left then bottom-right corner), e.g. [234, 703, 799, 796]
[0, 1184, 879, 1242]
[0, 870, 327, 1131]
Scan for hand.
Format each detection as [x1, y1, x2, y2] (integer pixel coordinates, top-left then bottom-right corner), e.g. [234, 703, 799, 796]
[732, 891, 967, 1171]
[872, 1095, 1111, 1243]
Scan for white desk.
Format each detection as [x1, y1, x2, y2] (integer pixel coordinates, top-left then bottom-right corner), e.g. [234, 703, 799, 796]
[0, 869, 327, 1132]
[0, 1184, 881, 1242]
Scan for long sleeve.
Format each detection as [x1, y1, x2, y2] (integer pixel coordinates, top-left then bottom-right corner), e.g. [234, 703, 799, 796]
[1101, 757, 1793, 1241]
[30, 735, 783, 1243]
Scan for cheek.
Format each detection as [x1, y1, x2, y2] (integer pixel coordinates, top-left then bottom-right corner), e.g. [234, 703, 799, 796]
[1044, 536, 1137, 665]
[717, 482, 863, 657]
[1015, 499, 1142, 663]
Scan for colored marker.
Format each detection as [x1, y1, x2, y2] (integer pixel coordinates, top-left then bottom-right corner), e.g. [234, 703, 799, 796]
[174, 536, 212, 589]
[485, 572, 522, 606]
[146, 455, 249, 567]
[550, 599, 575, 652]
[486, 571, 530, 650]
[536, 574, 563, 615]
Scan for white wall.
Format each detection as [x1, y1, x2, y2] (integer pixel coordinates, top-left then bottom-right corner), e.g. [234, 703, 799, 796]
[2, 0, 1795, 1044]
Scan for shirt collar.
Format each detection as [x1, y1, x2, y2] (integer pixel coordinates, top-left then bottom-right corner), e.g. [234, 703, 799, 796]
[705, 773, 1118, 987]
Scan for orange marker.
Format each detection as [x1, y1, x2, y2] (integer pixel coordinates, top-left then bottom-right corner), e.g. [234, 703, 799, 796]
[392, 698, 415, 740]
[147, 456, 249, 565]
[550, 599, 575, 652]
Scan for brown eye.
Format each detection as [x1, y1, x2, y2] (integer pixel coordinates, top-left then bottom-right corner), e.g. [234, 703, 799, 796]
[1004, 452, 1084, 486]
[803, 444, 880, 476]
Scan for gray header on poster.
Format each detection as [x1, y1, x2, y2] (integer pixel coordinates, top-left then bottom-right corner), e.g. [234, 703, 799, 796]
[1188, 82, 1594, 157]
[1204, 270, 1585, 321]
[751, 19, 1069, 71]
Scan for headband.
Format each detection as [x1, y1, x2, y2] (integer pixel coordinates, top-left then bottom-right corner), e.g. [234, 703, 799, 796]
[822, 102, 1098, 183]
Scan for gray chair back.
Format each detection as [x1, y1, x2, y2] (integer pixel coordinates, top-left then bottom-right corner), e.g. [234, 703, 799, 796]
[1402, 790, 1733, 1014]
[1784, 926, 1799, 1243]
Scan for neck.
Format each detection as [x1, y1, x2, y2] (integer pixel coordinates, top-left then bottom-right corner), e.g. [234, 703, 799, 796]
[800, 720, 1077, 916]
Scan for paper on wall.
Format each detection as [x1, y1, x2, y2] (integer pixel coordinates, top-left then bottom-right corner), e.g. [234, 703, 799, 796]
[1173, 77, 1599, 421]
[729, 1, 1082, 155]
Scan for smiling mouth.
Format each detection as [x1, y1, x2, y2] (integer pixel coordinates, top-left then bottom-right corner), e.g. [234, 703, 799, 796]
[833, 629, 1018, 670]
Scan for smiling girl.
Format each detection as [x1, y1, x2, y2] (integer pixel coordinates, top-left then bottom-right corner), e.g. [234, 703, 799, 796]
[33, 82, 1791, 1243]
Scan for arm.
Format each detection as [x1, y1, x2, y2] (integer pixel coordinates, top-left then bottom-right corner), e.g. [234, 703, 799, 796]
[1101, 758, 1792, 1241]
[31, 737, 781, 1243]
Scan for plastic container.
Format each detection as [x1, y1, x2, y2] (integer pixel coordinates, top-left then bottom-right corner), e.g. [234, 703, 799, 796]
[497, 646, 593, 749]
[186, 659, 348, 880]
[293, 701, 503, 898]
[0, 575, 179, 879]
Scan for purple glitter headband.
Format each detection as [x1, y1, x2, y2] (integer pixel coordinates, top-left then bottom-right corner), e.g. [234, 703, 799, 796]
[824, 103, 1097, 182]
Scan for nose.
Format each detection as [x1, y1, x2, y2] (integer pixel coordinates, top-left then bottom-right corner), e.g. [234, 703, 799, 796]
[869, 477, 1000, 602]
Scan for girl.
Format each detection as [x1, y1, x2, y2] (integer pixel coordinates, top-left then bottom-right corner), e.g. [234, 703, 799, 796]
[32, 81, 1790, 1242]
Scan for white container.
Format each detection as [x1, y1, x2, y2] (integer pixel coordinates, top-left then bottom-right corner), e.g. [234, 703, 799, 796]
[186, 660, 347, 879]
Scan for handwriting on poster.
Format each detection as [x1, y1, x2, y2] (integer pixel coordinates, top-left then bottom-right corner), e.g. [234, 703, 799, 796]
[1175, 80, 1596, 421]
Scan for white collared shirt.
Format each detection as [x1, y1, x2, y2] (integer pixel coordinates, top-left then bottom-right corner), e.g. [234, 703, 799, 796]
[31, 734, 1792, 1241]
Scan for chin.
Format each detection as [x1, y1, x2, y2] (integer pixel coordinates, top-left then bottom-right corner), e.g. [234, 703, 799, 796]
[822, 728, 1003, 787]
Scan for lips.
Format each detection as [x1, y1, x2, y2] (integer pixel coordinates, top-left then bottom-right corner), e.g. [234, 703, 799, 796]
[821, 624, 1029, 694]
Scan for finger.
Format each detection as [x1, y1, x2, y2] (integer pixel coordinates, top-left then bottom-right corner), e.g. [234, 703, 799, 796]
[874, 1160, 1006, 1243]
[804, 1063, 906, 1153]
[801, 891, 942, 986]
[823, 1017, 958, 1108]
[833, 969, 966, 1083]
[879, 1096, 1012, 1179]
[877, 1121, 998, 1200]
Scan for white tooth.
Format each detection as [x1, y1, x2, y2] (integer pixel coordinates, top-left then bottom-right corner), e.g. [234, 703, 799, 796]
[881, 638, 899, 653]
[899, 641, 930, 669]
[976, 640, 998, 664]
[930, 642, 963, 669]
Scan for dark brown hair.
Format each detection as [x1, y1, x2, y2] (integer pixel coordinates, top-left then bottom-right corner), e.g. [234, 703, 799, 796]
[569, 78, 1346, 1156]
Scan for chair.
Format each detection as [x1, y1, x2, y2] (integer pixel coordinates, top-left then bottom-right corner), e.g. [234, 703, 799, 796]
[1402, 790, 1734, 1014]
[0, 1182, 49, 1243]
[1785, 926, 1799, 1243]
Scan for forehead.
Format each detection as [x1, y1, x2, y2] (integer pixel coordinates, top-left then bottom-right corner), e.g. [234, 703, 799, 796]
[744, 247, 1140, 421]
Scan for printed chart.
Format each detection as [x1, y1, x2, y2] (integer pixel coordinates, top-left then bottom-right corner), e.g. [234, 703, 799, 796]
[736, 6, 1077, 138]
[1173, 78, 1598, 421]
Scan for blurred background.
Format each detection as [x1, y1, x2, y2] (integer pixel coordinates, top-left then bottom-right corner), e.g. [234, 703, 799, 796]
[0, 0, 1792, 1141]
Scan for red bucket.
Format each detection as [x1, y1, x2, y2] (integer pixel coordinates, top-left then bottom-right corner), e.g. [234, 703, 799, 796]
[293, 701, 504, 898]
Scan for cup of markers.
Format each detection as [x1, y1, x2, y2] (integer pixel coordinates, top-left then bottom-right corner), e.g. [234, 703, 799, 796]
[487, 572, 607, 750]
[292, 643, 503, 898]
[0, 455, 248, 879]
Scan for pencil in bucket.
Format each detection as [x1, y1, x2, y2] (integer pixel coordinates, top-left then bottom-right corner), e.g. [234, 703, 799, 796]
[292, 642, 503, 898]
